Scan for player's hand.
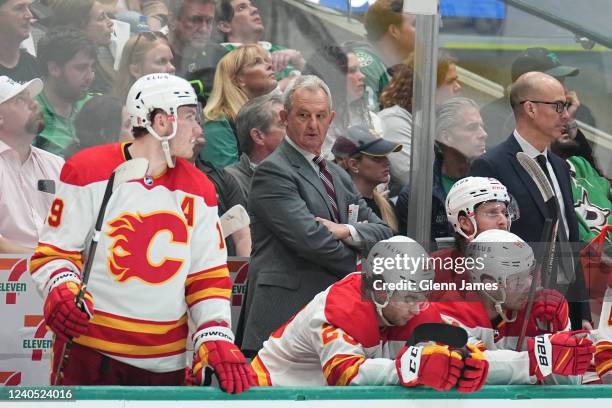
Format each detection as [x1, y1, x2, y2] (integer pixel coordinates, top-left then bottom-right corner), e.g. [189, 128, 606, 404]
[44, 281, 93, 342]
[595, 340, 612, 381]
[396, 344, 463, 391]
[528, 330, 595, 380]
[531, 289, 569, 333]
[192, 325, 255, 394]
[457, 344, 489, 392]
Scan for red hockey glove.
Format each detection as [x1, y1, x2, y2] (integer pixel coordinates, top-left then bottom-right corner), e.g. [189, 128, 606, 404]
[528, 330, 595, 380]
[43, 281, 93, 342]
[192, 325, 255, 394]
[457, 344, 489, 392]
[396, 344, 464, 391]
[595, 340, 612, 380]
[530, 289, 569, 333]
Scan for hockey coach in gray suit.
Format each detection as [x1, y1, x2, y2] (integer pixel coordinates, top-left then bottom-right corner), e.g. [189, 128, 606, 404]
[241, 75, 393, 353]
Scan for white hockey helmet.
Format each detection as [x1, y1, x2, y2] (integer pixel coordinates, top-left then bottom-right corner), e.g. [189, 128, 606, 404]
[126, 73, 199, 168]
[446, 176, 517, 240]
[365, 236, 435, 322]
[465, 229, 535, 322]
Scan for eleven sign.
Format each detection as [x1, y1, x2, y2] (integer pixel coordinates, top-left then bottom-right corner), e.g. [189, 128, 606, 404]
[228, 258, 249, 307]
[0, 258, 28, 305]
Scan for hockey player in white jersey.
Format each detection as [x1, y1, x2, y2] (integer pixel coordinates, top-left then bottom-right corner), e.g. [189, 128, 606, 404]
[251, 236, 489, 392]
[436, 229, 595, 384]
[31, 73, 255, 392]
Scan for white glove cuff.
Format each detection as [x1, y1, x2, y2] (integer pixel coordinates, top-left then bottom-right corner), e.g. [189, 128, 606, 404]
[533, 334, 553, 377]
[193, 325, 235, 352]
[399, 346, 422, 384]
[44, 268, 81, 295]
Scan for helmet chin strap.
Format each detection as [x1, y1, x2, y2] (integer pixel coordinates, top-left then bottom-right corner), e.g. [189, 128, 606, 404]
[482, 288, 517, 323]
[146, 121, 177, 168]
[372, 291, 395, 327]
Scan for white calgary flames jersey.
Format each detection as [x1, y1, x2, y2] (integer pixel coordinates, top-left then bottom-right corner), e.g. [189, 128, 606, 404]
[436, 300, 575, 385]
[251, 273, 443, 386]
[30, 143, 231, 373]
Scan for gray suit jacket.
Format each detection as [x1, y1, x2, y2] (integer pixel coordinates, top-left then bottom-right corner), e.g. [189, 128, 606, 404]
[241, 140, 392, 352]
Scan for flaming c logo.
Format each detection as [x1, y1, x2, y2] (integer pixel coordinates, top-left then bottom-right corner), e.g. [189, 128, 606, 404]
[107, 211, 189, 284]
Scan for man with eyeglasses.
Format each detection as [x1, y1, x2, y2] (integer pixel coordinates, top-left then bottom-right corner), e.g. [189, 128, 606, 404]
[471, 71, 592, 332]
[480, 47, 596, 150]
[167, 0, 228, 105]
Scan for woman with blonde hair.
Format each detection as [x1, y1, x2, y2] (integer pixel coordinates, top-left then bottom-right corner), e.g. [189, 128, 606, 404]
[113, 31, 176, 102]
[200, 44, 277, 167]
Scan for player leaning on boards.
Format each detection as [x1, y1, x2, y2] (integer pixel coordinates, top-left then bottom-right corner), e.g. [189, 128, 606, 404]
[436, 229, 595, 384]
[30, 73, 255, 393]
[252, 236, 488, 391]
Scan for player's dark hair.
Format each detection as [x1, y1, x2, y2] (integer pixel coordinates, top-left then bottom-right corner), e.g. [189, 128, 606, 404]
[168, 0, 217, 20]
[132, 108, 165, 138]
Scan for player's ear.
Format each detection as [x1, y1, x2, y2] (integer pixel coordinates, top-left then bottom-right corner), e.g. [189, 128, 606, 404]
[458, 213, 475, 236]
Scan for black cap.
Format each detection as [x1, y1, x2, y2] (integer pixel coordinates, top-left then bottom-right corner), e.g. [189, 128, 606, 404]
[332, 125, 402, 158]
[511, 47, 579, 83]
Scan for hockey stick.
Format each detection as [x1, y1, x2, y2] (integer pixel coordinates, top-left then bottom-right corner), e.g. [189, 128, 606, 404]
[53, 158, 149, 384]
[219, 204, 250, 238]
[515, 152, 559, 351]
[404, 322, 468, 349]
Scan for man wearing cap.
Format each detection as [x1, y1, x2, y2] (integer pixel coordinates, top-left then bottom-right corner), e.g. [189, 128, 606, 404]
[0, 0, 40, 83]
[0, 76, 63, 253]
[480, 47, 594, 149]
[471, 71, 592, 331]
[241, 75, 392, 355]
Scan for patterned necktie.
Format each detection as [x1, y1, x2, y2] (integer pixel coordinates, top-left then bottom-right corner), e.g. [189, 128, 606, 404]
[313, 155, 340, 222]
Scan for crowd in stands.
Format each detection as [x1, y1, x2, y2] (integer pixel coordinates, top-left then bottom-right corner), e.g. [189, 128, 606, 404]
[0, 0, 610, 389]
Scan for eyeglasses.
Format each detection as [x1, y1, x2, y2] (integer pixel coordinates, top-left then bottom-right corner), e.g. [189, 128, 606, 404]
[183, 14, 214, 28]
[519, 100, 571, 113]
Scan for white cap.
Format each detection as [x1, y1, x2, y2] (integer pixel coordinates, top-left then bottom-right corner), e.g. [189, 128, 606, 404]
[0, 76, 43, 105]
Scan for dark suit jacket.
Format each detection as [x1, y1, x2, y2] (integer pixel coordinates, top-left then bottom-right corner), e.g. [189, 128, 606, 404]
[470, 134, 590, 328]
[241, 140, 393, 352]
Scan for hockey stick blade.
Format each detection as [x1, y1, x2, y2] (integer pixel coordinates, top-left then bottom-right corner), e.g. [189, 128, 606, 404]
[405, 323, 468, 349]
[219, 204, 250, 238]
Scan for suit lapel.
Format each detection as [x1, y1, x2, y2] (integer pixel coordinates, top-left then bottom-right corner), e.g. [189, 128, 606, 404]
[280, 141, 337, 220]
[505, 137, 548, 218]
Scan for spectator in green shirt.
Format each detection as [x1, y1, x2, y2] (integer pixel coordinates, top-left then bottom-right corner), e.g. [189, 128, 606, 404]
[34, 27, 96, 156]
[215, 0, 305, 89]
[346, 0, 415, 112]
[201, 44, 277, 168]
